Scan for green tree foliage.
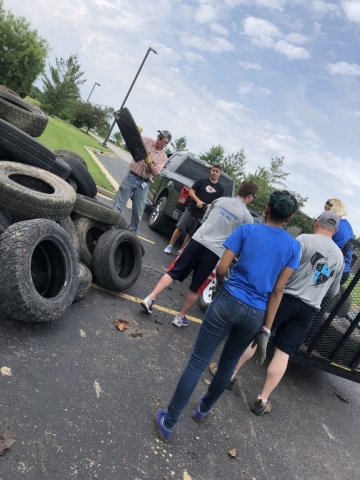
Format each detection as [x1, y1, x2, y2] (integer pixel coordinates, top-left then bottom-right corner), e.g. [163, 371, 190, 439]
[113, 131, 123, 146]
[165, 136, 188, 155]
[199, 144, 246, 187]
[0, 1, 49, 97]
[41, 54, 86, 117]
[70, 100, 113, 134]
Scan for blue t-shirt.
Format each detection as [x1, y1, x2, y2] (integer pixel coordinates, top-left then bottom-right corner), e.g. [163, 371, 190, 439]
[332, 219, 353, 272]
[223, 224, 301, 311]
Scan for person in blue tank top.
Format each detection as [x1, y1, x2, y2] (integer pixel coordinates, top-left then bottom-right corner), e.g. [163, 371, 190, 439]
[154, 190, 301, 442]
[324, 198, 354, 284]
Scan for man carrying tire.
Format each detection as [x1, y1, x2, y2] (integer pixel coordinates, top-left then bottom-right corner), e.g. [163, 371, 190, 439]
[113, 130, 172, 233]
[141, 181, 258, 327]
[163, 165, 225, 255]
[209, 210, 344, 416]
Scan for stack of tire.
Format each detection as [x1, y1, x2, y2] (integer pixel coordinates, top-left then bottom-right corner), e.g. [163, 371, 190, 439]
[0, 86, 142, 323]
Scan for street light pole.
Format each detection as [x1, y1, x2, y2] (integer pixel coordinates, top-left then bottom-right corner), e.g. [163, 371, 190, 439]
[102, 47, 157, 147]
[86, 82, 100, 103]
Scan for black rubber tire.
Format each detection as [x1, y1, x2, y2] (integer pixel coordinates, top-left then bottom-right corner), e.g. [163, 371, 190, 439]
[67, 177, 78, 192]
[0, 96, 48, 137]
[92, 229, 142, 291]
[58, 155, 96, 198]
[0, 118, 56, 171]
[148, 196, 168, 232]
[0, 219, 78, 322]
[0, 85, 20, 97]
[74, 262, 92, 301]
[73, 194, 120, 225]
[114, 107, 147, 162]
[50, 156, 72, 180]
[58, 216, 81, 261]
[0, 209, 11, 234]
[0, 161, 76, 221]
[73, 216, 114, 269]
[113, 215, 145, 256]
[54, 149, 88, 170]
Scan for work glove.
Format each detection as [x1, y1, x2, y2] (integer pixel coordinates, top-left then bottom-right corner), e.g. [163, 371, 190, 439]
[251, 326, 271, 366]
[144, 154, 151, 164]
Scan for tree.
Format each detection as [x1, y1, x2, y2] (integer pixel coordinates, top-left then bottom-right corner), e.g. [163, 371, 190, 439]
[41, 54, 86, 117]
[70, 100, 113, 134]
[165, 136, 188, 155]
[199, 144, 225, 165]
[113, 131, 123, 146]
[0, 1, 49, 97]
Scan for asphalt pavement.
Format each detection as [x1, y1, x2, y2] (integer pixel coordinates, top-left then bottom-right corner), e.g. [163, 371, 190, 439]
[0, 152, 360, 480]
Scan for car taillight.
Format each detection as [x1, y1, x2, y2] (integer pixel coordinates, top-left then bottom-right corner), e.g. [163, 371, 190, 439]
[177, 186, 190, 205]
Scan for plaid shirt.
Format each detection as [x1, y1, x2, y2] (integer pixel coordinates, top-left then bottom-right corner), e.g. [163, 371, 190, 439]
[129, 136, 168, 181]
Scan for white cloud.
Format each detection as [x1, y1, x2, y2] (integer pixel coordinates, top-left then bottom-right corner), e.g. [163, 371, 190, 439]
[181, 33, 234, 53]
[243, 17, 280, 48]
[327, 61, 360, 75]
[183, 51, 206, 64]
[255, 0, 286, 10]
[286, 32, 307, 45]
[195, 3, 217, 24]
[238, 82, 272, 95]
[342, 0, 360, 22]
[238, 61, 262, 70]
[309, 0, 340, 15]
[210, 22, 229, 36]
[274, 40, 311, 60]
[243, 17, 310, 59]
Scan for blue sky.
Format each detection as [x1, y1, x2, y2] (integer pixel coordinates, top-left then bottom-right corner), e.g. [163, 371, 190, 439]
[5, 0, 360, 234]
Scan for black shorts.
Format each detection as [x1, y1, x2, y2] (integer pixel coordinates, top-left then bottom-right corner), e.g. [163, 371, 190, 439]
[176, 208, 200, 236]
[167, 239, 219, 293]
[272, 294, 317, 356]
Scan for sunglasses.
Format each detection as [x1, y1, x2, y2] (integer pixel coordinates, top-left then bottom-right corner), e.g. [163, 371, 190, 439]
[157, 134, 166, 141]
[326, 200, 333, 207]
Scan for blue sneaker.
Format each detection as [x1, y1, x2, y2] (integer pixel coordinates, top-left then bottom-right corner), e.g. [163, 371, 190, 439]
[164, 245, 173, 255]
[154, 409, 172, 441]
[192, 395, 210, 422]
[172, 315, 189, 328]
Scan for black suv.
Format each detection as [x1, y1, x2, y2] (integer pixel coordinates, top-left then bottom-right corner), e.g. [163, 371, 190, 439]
[146, 152, 235, 232]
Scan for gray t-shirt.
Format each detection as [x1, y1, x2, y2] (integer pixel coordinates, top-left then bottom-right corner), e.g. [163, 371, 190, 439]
[192, 196, 253, 258]
[284, 234, 344, 309]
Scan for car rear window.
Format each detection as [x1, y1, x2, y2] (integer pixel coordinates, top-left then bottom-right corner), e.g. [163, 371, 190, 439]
[174, 158, 234, 196]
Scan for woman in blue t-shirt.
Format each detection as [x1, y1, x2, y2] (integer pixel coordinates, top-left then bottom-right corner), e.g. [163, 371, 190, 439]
[154, 190, 301, 441]
[324, 198, 353, 284]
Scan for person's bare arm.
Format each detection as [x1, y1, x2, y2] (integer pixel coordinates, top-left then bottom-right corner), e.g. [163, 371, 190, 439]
[188, 188, 205, 208]
[263, 267, 294, 331]
[216, 249, 236, 284]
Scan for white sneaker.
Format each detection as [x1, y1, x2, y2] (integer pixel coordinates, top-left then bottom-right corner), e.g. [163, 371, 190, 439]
[172, 315, 189, 328]
[164, 245, 173, 254]
[141, 296, 154, 313]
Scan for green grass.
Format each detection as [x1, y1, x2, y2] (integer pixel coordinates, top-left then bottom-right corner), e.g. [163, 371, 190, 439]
[37, 116, 116, 193]
[345, 275, 360, 307]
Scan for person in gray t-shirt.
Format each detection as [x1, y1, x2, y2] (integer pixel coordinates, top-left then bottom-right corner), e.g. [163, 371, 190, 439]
[141, 181, 258, 327]
[209, 210, 344, 416]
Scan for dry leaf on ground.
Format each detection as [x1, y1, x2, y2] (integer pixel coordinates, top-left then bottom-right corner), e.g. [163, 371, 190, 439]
[114, 319, 129, 331]
[335, 392, 350, 403]
[0, 431, 16, 456]
[228, 448, 236, 458]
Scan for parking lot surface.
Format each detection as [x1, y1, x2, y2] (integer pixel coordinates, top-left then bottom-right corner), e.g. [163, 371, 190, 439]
[1, 153, 359, 480]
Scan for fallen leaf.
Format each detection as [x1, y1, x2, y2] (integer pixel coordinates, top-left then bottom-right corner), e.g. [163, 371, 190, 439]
[0, 431, 16, 456]
[204, 379, 211, 385]
[335, 393, 350, 403]
[228, 448, 236, 458]
[114, 319, 129, 331]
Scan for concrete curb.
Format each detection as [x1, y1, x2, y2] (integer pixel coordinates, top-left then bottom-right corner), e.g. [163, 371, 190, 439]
[96, 186, 116, 200]
[85, 146, 119, 191]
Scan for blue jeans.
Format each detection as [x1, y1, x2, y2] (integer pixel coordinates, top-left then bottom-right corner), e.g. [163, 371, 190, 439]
[113, 172, 149, 232]
[164, 287, 265, 429]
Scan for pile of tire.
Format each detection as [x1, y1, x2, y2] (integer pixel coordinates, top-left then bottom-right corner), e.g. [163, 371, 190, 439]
[0, 86, 143, 323]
